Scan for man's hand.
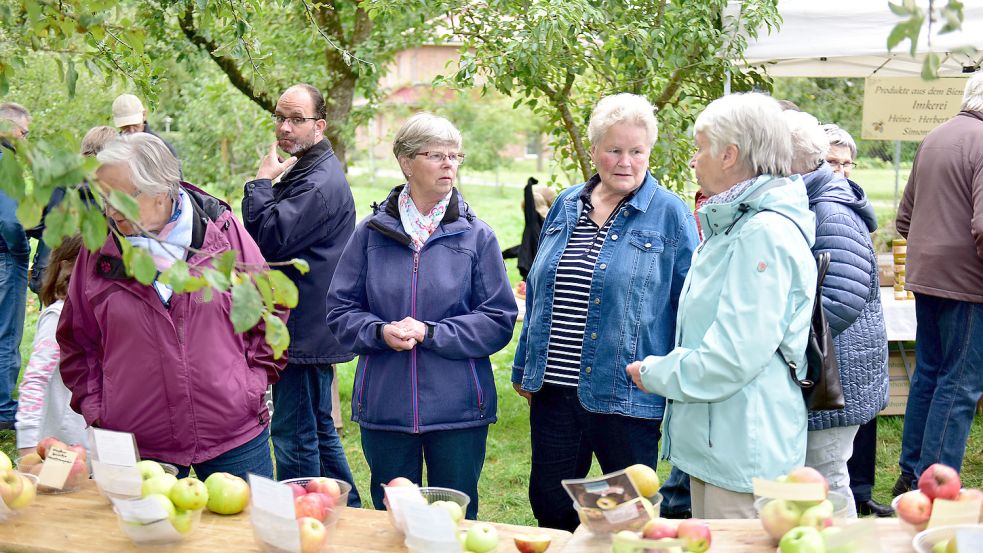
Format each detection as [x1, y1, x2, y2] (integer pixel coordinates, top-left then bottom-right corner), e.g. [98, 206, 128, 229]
[382, 323, 417, 351]
[392, 317, 427, 343]
[255, 142, 298, 180]
[512, 382, 533, 407]
[626, 361, 649, 393]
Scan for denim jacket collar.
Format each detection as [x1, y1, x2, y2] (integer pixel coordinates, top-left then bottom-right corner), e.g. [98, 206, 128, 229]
[570, 171, 660, 220]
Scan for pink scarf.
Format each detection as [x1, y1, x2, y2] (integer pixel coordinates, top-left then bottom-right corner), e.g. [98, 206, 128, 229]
[397, 185, 452, 251]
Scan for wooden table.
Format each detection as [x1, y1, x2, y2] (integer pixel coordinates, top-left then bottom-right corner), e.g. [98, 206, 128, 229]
[0, 481, 571, 552]
[562, 519, 918, 552]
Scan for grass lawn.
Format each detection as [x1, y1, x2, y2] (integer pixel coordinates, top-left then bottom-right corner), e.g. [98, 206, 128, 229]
[2, 170, 981, 528]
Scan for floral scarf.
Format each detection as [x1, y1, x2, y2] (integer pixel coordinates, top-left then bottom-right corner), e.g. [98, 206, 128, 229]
[125, 189, 193, 304]
[397, 184, 452, 251]
[702, 176, 758, 206]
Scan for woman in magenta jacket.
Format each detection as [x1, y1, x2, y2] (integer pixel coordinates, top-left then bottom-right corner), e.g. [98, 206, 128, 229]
[57, 134, 285, 479]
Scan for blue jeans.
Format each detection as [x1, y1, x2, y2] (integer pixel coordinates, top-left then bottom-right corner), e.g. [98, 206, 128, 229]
[0, 250, 27, 424]
[161, 426, 273, 481]
[360, 425, 488, 520]
[271, 363, 361, 507]
[660, 466, 692, 518]
[528, 384, 662, 532]
[899, 294, 983, 479]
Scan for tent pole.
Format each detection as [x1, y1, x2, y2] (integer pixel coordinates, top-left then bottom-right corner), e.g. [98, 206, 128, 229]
[893, 140, 901, 211]
[724, 67, 732, 95]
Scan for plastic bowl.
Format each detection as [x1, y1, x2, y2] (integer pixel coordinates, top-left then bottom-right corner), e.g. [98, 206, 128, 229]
[0, 473, 39, 521]
[15, 455, 88, 494]
[912, 524, 983, 553]
[281, 477, 351, 525]
[384, 486, 471, 533]
[94, 462, 178, 502]
[753, 490, 851, 543]
[253, 518, 336, 553]
[574, 492, 661, 535]
[113, 505, 202, 545]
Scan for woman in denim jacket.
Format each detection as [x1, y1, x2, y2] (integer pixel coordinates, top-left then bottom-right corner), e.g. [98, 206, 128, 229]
[512, 94, 698, 531]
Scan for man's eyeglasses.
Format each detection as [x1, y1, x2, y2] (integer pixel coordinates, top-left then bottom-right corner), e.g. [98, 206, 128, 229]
[416, 151, 466, 165]
[272, 115, 320, 126]
[827, 160, 855, 170]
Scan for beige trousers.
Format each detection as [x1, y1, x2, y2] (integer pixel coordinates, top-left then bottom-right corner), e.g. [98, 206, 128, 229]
[690, 477, 756, 519]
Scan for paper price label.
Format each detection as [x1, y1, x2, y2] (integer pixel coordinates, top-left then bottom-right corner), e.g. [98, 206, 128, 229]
[955, 528, 983, 552]
[928, 498, 982, 528]
[248, 474, 295, 518]
[37, 447, 79, 490]
[752, 478, 826, 501]
[248, 475, 302, 553]
[90, 428, 138, 466]
[111, 497, 171, 524]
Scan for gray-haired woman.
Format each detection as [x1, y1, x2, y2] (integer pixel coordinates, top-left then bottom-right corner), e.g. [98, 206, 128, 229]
[58, 133, 284, 480]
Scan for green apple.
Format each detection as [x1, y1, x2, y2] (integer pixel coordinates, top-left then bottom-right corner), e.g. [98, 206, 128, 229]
[298, 516, 328, 553]
[760, 498, 802, 542]
[465, 522, 499, 553]
[799, 500, 834, 530]
[624, 463, 660, 498]
[611, 530, 642, 553]
[0, 451, 11, 471]
[141, 473, 177, 498]
[170, 477, 209, 511]
[136, 460, 166, 481]
[204, 472, 250, 515]
[931, 539, 949, 553]
[145, 493, 177, 522]
[7, 473, 36, 509]
[0, 469, 24, 505]
[430, 500, 464, 524]
[171, 508, 196, 534]
[779, 526, 826, 553]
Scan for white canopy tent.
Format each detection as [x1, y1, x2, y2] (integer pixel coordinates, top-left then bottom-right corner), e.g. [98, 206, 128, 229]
[730, 0, 983, 78]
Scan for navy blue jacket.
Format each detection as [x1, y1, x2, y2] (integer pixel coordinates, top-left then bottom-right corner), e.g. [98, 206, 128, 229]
[803, 163, 889, 429]
[0, 142, 29, 258]
[326, 186, 517, 433]
[242, 139, 355, 364]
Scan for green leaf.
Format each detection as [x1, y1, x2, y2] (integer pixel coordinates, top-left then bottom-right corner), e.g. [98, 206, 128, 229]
[0, 148, 25, 201]
[230, 274, 263, 333]
[121, 243, 159, 285]
[201, 267, 231, 292]
[253, 272, 276, 311]
[267, 269, 298, 308]
[886, 23, 909, 52]
[107, 190, 141, 223]
[291, 258, 310, 274]
[888, 1, 910, 16]
[15, 196, 41, 229]
[159, 260, 192, 292]
[79, 206, 108, 251]
[215, 250, 237, 277]
[921, 52, 941, 80]
[263, 312, 290, 359]
[66, 58, 78, 98]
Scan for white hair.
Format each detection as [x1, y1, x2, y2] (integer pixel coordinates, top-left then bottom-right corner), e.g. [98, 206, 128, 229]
[783, 111, 830, 175]
[392, 112, 462, 161]
[961, 71, 983, 112]
[821, 123, 857, 159]
[0, 102, 30, 124]
[97, 133, 181, 198]
[588, 93, 659, 147]
[694, 92, 792, 177]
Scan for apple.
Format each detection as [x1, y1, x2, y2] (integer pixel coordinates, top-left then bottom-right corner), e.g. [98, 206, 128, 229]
[760, 498, 803, 542]
[171, 508, 196, 534]
[779, 526, 826, 553]
[298, 517, 328, 553]
[0, 451, 11, 471]
[65, 444, 87, 464]
[386, 476, 416, 488]
[820, 526, 854, 553]
[611, 530, 642, 553]
[295, 494, 328, 521]
[17, 452, 43, 476]
[0, 469, 25, 505]
[142, 473, 178, 498]
[136, 460, 166, 481]
[145, 493, 177, 522]
[204, 472, 250, 515]
[308, 492, 336, 513]
[464, 522, 499, 553]
[799, 500, 834, 530]
[8, 474, 37, 509]
[36, 437, 67, 460]
[288, 483, 307, 499]
[67, 457, 89, 486]
[430, 499, 464, 524]
[676, 518, 711, 553]
[624, 463, 660, 498]
[513, 533, 551, 553]
[170, 477, 209, 511]
[652, 539, 684, 553]
[642, 517, 677, 540]
[896, 490, 933, 526]
[931, 539, 950, 553]
[306, 477, 341, 499]
[918, 463, 961, 501]
[787, 467, 829, 508]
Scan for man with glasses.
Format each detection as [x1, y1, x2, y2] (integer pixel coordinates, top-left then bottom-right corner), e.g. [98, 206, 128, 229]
[241, 84, 360, 506]
[0, 102, 31, 431]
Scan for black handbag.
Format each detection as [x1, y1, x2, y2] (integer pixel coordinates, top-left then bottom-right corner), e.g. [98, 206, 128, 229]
[780, 251, 845, 411]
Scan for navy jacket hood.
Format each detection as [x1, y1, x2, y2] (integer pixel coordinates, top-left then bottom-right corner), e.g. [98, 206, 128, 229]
[802, 162, 878, 232]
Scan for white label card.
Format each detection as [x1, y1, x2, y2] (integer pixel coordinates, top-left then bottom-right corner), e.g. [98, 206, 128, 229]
[248, 475, 300, 553]
[928, 499, 982, 528]
[248, 474, 295, 518]
[91, 460, 142, 497]
[752, 478, 826, 501]
[90, 428, 138, 466]
[37, 447, 78, 489]
[111, 497, 171, 524]
[955, 529, 983, 552]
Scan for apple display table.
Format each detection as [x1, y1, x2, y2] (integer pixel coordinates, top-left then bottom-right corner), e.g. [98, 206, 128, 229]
[0, 481, 571, 552]
[562, 519, 916, 552]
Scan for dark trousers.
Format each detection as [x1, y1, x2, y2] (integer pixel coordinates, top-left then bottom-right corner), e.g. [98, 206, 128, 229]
[360, 425, 488, 520]
[163, 426, 274, 481]
[529, 384, 662, 532]
[848, 418, 878, 502]
[660, 466, 692, 517]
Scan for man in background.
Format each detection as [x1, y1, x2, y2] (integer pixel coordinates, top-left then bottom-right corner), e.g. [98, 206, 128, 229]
[111, 93, 178, 158]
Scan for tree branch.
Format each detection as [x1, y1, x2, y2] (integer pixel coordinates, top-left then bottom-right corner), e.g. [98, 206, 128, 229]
[654, 45, 701, 111]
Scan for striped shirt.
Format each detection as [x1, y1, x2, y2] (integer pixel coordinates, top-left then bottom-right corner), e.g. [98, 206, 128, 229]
[542, 194, 618, 387]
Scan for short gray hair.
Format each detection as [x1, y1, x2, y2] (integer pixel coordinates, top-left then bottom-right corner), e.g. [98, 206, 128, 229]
[588, 93, 659, 147]
[0, 102, 30, 124]
[961, 71, 983, 112]
[97, 133, 181, 197]
[80, 126, 118, 157]
[392, 113, 462, 161]
[783, 111, 829, 175]
[694, 92, 792, 177]
[821, 123, 857, 159]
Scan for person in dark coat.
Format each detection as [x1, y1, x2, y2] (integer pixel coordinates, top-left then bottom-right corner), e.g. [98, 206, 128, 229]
[502, 177, 556, 280]
[241, 83, 360, 505]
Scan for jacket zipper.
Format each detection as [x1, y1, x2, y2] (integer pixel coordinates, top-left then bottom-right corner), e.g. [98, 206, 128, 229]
[663, 400, 673, 459]
[707, 403, 713, 447]
[468, 359, 485, 417]
[357, 355, 371, 416]
[411, 251, 420, 433]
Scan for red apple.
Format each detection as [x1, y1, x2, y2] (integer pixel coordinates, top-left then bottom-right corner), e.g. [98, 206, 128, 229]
[308, 492, 336, 512]
[288, 483, 307, 499]
[918, 463, 961, 501]
[787, 467, 829, 494]
[306, 477, 341, 499]
[36, 437, 67, 460]
[298, 516, 328, 553]
[677, 518, 711, 553]
[896, 490, 933, 525]
[386, 477, 415, 488]
[295, 494, 328, 521]
[641, 517, 677, 540]
[514, 533, 552, 553]
[65, 444, 87, 464]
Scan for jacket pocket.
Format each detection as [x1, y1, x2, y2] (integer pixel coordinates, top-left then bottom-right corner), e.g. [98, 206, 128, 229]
[355, 355, 371, 417]
[628, 230, 665, 254]
[468, 359, 485, 419]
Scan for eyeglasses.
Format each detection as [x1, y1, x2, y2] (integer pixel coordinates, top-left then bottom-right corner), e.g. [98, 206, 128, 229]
[271, 115, 320, 126]
[416, 151, 466, 164]
[826, 160, 855, 170]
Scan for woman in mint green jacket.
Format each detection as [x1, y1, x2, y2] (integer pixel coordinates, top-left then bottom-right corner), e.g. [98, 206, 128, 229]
[627, 93, 817, 519]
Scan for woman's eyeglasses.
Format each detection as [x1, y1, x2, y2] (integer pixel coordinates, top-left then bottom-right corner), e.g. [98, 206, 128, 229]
[416, 151, 466, 165]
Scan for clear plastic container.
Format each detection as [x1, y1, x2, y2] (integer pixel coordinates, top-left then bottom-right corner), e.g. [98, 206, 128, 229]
[385, 486, 471, 533]
[94, 462, 178, 502]
[281, 477, 351, 525]
[574, 492, 660, 535]
[403, 500, 461, 553]
[252, 518, 336, 553]
[15, 455, 89, 494]
[0, 473, 39, 521]
[912, 524, 983, 553]
[753, 490, 851, 543]
[113, 505, 202, 545]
